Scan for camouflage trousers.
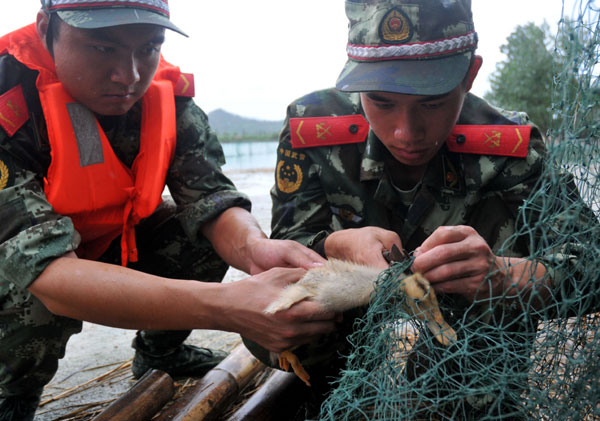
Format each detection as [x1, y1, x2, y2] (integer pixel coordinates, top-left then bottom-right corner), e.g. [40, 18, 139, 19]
[0, 200, 228, 396]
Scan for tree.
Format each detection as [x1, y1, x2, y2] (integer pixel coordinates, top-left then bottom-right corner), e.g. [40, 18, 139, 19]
[552, 17, 600, 142]
[484, 22, 555, 134]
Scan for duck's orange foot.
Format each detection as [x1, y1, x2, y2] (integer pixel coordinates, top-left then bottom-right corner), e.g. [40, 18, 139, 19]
[279, 350, 311, 387]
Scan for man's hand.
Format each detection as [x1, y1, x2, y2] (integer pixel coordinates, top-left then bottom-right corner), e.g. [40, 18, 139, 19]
[220, 267, 337, 353]
[411, 225, 548, 304]
[202, 207, 324, 274]
[244, 238, 325, 275]
[411, 225, 504, 302]
[324, 227, 402, 268]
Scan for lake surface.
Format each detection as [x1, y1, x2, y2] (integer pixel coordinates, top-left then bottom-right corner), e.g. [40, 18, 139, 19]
[221, 140, 278, 171]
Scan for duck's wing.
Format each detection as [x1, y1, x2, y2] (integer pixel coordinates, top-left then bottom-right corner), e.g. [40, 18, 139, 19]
[264, 282, 317, 314]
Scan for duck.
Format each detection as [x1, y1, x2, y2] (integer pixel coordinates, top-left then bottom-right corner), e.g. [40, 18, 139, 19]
[265, 258, 457, 386]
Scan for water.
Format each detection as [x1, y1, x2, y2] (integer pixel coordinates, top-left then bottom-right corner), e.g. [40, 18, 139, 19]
[164, 140, 277, 197]
[221, 140, 278, 171]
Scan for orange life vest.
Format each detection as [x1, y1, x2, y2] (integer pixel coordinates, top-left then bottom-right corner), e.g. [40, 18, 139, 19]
[0, 24, 184, 266]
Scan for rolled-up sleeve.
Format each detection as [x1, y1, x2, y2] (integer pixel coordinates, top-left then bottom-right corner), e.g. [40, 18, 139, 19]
[0, 164, 79, 291]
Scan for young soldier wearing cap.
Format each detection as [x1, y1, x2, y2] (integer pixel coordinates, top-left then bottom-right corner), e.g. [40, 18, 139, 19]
[0, 1, 338, 418]
[244, 0, 595, 417]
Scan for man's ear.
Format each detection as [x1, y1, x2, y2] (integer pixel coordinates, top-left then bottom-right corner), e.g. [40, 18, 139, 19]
[464, 55, 483, 92]
[36, 10, 51, 52]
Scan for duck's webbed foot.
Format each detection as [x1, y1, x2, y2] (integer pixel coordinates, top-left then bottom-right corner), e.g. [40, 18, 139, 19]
[279, 350, 311, 387]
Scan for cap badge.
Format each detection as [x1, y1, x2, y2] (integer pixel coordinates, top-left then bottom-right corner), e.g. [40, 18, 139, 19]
[379, 8, 413, 44]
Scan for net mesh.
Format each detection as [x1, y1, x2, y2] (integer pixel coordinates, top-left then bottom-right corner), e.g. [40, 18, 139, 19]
[317, 1, 600, 419]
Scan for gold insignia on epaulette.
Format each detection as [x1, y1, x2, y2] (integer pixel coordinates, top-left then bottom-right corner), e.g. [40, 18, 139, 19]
[380, 8, 413, 44]
[0, 159, 9, 191]
[276, 160, 304, 194]
[483, 130, 502, 148]
[316, 123, 332, 140]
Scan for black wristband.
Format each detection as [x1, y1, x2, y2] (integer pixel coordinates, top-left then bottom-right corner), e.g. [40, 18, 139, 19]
[312, 236, 328, 258]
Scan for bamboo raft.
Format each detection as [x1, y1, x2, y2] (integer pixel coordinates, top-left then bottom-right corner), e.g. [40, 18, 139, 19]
[99, 344, 307, 421]
[37, 343, 309, 420]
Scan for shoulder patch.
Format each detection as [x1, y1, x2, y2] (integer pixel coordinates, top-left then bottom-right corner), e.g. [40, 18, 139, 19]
[0, 85, 29, 137]
[446, 125, 531, 158]
[275, 146, 309, 195]
[290, 115, 368, 149]
[174, 72, 195, 97]
[0, 151, 15, 191]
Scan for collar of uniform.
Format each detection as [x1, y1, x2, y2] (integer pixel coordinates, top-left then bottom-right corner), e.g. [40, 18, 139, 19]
[360, 136, 465, 196]
[359, 129, 387, 181]
[423, 146, 465, 195]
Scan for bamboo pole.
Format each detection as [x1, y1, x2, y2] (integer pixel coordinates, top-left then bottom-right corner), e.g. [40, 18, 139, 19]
[155, 344, 265, 421]
[226, 370, 308, 421]
[93, 369, 174, 421]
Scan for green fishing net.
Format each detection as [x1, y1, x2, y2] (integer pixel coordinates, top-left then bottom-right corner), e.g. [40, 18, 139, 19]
[317, 2, 600, 419]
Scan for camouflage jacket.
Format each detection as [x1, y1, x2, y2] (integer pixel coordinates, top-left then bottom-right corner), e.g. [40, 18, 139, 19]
[271, 88, 547, 259]
[0, 53, 250, 291]
[243, 89, 598, 372]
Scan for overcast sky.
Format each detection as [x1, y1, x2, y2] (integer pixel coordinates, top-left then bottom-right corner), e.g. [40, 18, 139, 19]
[3, 1, 583, 121]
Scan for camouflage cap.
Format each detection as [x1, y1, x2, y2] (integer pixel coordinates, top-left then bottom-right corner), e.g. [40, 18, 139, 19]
[336, 0, 478, 95]
[40, 0, 187, 37]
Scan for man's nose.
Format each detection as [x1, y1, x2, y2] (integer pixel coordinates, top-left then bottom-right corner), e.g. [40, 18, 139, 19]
[393, 108, 423, 142]
[110, 56, 141, 86]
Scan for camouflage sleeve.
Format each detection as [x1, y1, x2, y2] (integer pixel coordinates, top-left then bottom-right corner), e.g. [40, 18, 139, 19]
[517, 148, 600, 314]
[486, 116, 599, 314]
[0, 145, 79, 291]
[167, 98, 252, 242]
[484, 123, 549, 253]
[270, 111, 332, 248]
[451, 103, 550, 258]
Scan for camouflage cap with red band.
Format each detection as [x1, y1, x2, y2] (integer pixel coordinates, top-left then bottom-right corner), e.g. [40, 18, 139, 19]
[40, 0, 187, 37]
[336, 0, 477, 96]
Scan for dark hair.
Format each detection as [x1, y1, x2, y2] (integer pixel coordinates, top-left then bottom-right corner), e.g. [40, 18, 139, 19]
[45, 12, 61, 56]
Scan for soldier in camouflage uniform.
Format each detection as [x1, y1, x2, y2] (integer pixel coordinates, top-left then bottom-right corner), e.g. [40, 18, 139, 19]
[0, 1, 337, 419]
[244, 0, 595, 418]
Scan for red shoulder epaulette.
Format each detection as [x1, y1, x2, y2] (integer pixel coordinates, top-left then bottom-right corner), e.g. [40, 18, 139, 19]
[446, 125, 531, 158]
[290, 115, 369, 148]
[0, 84, 29, 137]
[173, 72, 195, 97]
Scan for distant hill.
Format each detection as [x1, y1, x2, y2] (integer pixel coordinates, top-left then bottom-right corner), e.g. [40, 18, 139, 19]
[207, 108, 283, 142]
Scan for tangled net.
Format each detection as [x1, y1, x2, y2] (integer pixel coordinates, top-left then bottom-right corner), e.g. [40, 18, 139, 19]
[318, 2, 600, 419]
